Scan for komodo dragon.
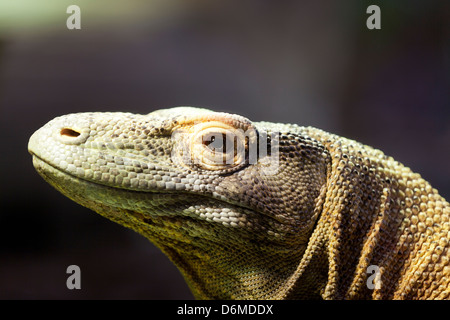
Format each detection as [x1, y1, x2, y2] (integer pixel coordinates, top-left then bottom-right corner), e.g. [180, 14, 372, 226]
[28, 107, 449, 299]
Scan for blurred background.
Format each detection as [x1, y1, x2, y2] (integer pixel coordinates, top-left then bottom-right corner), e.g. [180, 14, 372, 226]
[0, 0, 448, 299]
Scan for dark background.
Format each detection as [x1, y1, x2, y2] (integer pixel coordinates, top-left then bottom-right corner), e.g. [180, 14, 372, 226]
[0, 0, 448, 299]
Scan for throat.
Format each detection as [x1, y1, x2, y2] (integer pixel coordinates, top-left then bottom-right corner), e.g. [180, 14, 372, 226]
[157, 238, 309, 299]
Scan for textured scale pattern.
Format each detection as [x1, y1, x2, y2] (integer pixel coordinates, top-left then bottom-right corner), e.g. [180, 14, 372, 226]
[28, 107, 449, 299]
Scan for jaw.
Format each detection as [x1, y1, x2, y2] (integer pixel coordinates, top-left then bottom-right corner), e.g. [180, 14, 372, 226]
[30, 155, 289, 236]
[31, 155, 189, 218]
[31, 155, 310, 299]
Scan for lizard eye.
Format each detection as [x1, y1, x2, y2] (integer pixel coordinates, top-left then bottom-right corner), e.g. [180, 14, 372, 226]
[190, 122, 248, 171]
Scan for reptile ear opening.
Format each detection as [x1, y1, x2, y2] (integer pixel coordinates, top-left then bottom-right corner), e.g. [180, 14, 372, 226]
[60, 128, 81, 138]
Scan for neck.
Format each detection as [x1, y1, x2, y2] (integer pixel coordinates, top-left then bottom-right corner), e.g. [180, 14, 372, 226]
[161, 239, 309, 299]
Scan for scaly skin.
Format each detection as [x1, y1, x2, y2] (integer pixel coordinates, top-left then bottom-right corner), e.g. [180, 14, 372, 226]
[28, 107, 450, 299]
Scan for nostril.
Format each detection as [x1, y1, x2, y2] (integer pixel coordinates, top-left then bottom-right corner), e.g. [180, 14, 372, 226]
[57, 126, 87, 145]
[60, 128, 81, 138]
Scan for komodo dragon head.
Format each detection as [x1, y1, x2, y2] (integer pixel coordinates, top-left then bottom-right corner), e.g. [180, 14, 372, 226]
[28, 107, 329, 299]
[28, 107, 450, 299]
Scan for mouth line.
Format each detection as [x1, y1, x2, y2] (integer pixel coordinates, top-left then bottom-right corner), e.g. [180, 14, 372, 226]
[30, 152, 178, 196]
